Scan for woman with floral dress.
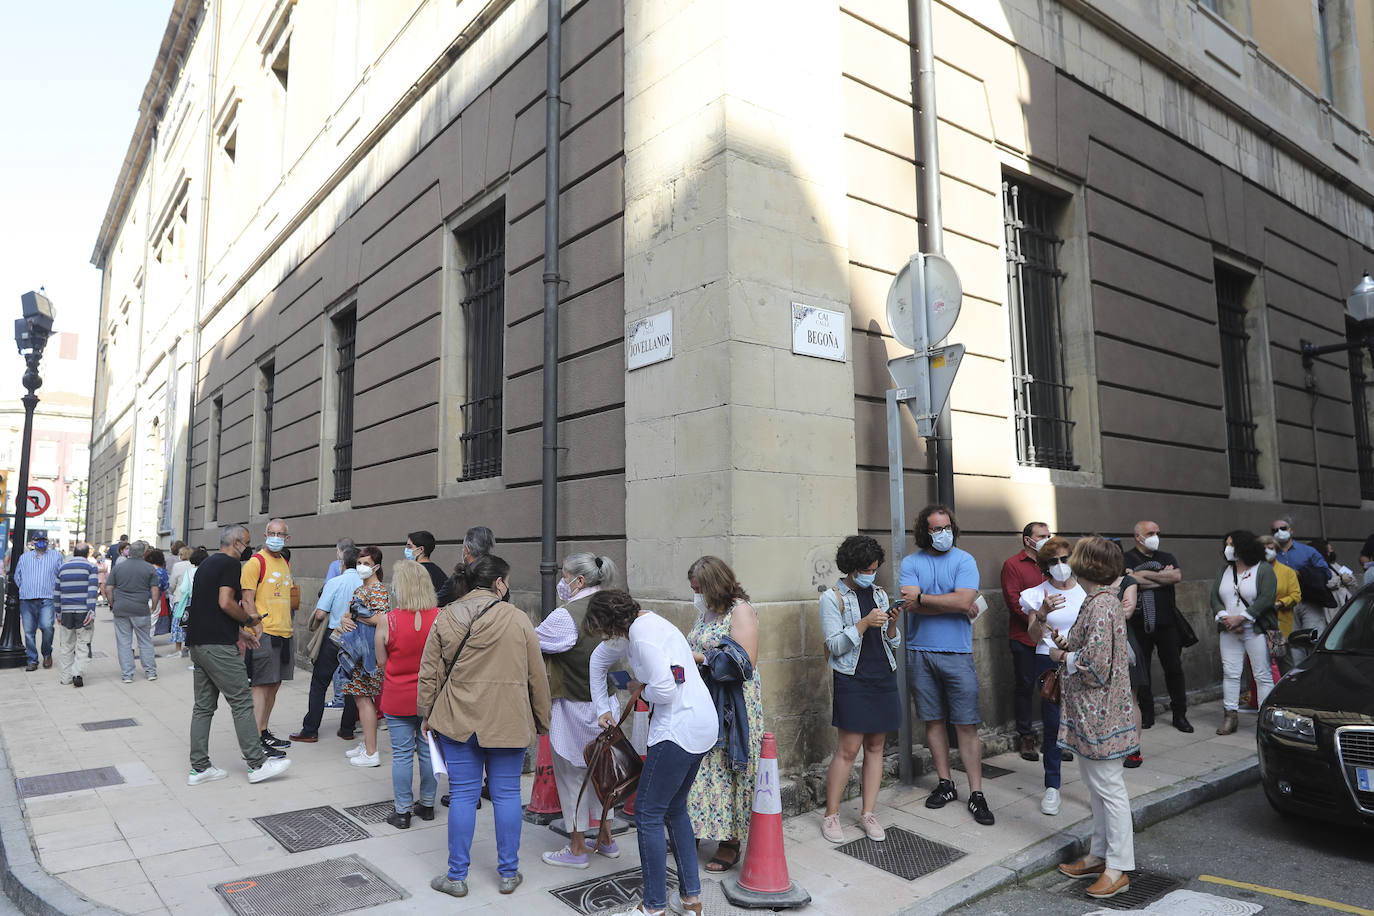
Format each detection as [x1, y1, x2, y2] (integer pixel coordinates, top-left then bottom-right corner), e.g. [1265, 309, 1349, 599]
[684, 555, 761, 873]
[339, 545, 389, 768]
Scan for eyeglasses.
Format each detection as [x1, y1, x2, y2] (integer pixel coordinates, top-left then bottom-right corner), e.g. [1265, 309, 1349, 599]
[1050, 555, 1071, 563]
[929, 525, 954, 534]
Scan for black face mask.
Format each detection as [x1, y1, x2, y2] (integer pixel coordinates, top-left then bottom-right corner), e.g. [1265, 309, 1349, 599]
[241, 545, 255, 561]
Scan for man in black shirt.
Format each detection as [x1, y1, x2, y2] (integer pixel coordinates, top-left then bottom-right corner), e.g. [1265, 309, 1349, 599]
[1123, 520, 1192, 733]
[406, 530, 450, 604]
[185, 525, 291, 785]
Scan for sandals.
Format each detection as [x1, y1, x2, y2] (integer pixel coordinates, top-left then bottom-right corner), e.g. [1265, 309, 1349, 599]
[705, 839, 740, 872]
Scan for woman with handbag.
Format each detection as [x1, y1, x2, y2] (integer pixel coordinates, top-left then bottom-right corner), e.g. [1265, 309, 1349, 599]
[338, 546, 389, 767]
[418, 555, 551, 899]
[588, 590, 717, 916]
[1021, 536, 1085, 816]
[539, 553, 622, 869]
[1210, 530, 1277, 735]
[818, 535, 900, 844]
[375, 560, 441, 829]
[1049, 536, 1140, 900]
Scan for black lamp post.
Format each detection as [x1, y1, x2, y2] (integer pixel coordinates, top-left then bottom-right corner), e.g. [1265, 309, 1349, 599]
[1300, 272, 1374, 369]
[0, 290, 56, 669]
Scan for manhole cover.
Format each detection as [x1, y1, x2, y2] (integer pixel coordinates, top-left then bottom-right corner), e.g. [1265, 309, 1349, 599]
[214, 854, 405, 916]
[551, 866, 678, 915]
[1061, 870, 1184, 910]
[16, 766, 125, 798]
[834, 825, 966, 880]
[343, 801, 396, 825]
[252, 806, 370, 853]
[952, 761, 1014, 779]
[80, 718, 139, 731]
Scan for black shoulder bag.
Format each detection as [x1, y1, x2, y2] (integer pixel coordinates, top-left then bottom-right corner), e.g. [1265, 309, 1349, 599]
[435, 598, 502, 697]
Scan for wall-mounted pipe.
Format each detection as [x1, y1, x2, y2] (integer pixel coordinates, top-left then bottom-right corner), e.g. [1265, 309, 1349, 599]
[538, 0, 563, 615]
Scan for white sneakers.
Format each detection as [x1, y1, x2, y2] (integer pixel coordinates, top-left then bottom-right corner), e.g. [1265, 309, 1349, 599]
[187, 766, 227, 786]
[859, 812, 886, 842]
[248, 757, 292, 784]
[349, 750, 381, 767]
[345, 742, 367, 758]
[1041, 787, 1061, 815]
[821, 813, 845, 844]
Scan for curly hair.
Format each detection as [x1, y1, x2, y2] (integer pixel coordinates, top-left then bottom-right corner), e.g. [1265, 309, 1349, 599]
[585, 589, 642, 639]
[1034, 536, 1074, 574]
[835, 535, 884, 575]
[912, 504, 958, 551]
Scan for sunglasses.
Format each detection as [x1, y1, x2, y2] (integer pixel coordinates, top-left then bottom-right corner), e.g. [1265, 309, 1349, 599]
[1271, 526, 1289, 534]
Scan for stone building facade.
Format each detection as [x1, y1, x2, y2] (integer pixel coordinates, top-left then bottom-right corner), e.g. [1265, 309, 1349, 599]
[89, 0, 1374, 771]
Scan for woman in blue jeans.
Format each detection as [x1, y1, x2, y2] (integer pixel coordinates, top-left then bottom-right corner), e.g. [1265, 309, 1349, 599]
[417, 556, 551, 898]
[588, 590, 719, 916]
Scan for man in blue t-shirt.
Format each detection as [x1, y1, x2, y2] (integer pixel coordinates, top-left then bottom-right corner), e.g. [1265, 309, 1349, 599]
[898, 504, 993, 826]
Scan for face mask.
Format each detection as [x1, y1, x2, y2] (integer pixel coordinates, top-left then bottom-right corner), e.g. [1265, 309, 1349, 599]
[931, 530, 954, 552]
[1223, 545, 1236, 562]
[556, 578, 573, 602]
[853, 572, 877, 588]
[1264, 548, 1276, 562]
[356, 565, 374, 579]
[1031, 537, 1050, 552]
[693, 594, 708, 614]
[1142, 535, 1160, 552]
[265, 536, 285, 552]
[1049, 562, 1072, 582]
[34, 541, 47, 550]
[1274, 529, 1291, 543]
[404, 548, 416, 561]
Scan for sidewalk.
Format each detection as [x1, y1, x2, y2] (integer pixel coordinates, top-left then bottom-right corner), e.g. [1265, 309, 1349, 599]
[0, 612, 1259, 916]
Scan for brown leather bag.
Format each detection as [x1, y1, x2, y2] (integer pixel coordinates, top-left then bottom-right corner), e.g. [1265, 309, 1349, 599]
[577, 685, 645, 826]
[1037, 665, 1062, 704]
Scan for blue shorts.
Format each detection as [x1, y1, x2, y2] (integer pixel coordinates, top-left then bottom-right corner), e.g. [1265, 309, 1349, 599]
[907, 649, 980, 725]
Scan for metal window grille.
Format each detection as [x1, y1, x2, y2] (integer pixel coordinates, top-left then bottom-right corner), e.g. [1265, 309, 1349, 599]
[1215, 267, 1262, 489]
[1347, 324, 1374, 500]
[1003, 179, 1076, 470]
[211, 396, 224, 520]
[260, 363, 275, 514]
[332, 310, 357, 502]
[456, 207, 506, 481]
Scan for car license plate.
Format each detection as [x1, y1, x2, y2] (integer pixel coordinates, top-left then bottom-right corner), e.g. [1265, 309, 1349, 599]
[1359, 767, 1374, 792]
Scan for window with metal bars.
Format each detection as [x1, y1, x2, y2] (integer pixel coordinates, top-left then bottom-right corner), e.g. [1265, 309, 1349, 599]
[1214, 266, 1262, 489]
[332, 309, 356, 502]
[1346, 321, 1374, 500]
[455, 206, 506, 481]
[210, 396, 224, 521]
[259, 362, 275, 514]
[1003, 178, 1076, 470]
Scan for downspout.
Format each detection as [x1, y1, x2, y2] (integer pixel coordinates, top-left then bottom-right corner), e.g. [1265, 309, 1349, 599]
[911, 0, 955, 510]
[538, 0, 563, 616]
[1305, 376, 1329, 539]
[87, 267, 109, 542]
[184, 0, 220, 540]
[129, 128, 159, 539]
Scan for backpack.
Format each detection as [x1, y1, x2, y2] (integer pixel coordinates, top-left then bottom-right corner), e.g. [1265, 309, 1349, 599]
[250, 553, 301, 612]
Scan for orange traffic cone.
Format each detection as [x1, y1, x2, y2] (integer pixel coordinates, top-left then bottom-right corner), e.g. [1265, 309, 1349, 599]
[523, 734, 561, 825]
[622, 697, 650, 818]
[722, 732, 811, 909]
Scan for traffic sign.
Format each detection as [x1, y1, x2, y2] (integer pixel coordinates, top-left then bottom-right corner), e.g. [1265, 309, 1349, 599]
[885, 253, 963, 350]
[887, 345, 966, 437]
[24, 486, 50, 518]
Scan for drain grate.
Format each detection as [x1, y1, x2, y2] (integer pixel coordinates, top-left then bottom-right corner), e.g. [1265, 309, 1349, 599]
[1062, 871, 1184, 910]
[16, 766, 125, 798]
[252, 806, 370, 853]
[835, 825, 966, 881]
[80, 718, 138, 731]
[214, 854, 405, 916]
[342, 801, 397, 825]
[551, 866, 678, 915]
[952, 760, 1014, 779]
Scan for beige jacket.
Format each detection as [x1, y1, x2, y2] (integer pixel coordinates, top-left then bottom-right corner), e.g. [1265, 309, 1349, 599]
[417, 589, 552, 748]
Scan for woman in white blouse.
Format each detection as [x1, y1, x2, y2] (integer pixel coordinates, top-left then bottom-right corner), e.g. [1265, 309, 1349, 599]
[589, 591, 717, 916]
[1209, 530, 1278, 735]
[1021, 536, 1085, 817]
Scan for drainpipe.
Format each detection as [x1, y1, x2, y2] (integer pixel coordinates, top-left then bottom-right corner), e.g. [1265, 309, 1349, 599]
[1305, 375, 1329, 540]
[129, 128, 158, 540]
[911, 0, 955, 511]
[538, 0, 563, 616]
[184, 0, 221, 540]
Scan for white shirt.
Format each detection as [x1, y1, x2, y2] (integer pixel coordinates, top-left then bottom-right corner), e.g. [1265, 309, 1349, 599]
[1216, 565, 1259, 625]
[590, 612, 717, 754]
[536, 587, 617, 762]
[1020, 579, 1087, 656]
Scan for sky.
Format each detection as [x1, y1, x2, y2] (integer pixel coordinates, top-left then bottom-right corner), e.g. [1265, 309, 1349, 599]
[0, 1, 173, 402]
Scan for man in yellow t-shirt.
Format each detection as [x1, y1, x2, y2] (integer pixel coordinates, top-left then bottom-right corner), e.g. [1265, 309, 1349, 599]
[242, 518, 296, 756]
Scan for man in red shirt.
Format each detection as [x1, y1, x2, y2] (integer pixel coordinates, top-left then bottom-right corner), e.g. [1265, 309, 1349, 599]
[1001, 521, 1049, 761]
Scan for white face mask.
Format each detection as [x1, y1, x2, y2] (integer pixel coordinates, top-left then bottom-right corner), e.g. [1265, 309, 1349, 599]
[1142, 535, 1160, 552]
[1049, 562, 1072, 583]
[1031, 536, 1050, 552]
[1223, 545, 1236, 562]
[1274, 528, 1292, 543]
[1264, 548, 1277, 562]
[356, 565, 374, 579]
[693, 594, 708, 614]
[931, 530, 955, 552]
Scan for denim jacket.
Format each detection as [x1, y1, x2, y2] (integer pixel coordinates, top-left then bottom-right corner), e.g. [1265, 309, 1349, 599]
[819, 579, 901, 675]
[701, 636, 754, 773]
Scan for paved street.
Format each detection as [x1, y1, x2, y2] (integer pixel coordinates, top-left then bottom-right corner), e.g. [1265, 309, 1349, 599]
[955, 783, 1374, 915]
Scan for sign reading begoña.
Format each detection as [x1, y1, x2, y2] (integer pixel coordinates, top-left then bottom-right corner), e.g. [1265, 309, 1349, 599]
[626, 310, 673, 370]
[791, 302, 846, 362]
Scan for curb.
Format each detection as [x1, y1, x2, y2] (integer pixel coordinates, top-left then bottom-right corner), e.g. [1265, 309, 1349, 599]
[0, 737, 124, 916]
[896, 757, 1261, 915]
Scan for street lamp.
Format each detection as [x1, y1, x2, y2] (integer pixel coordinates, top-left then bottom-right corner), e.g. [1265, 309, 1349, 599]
[0, 290, 57, 668]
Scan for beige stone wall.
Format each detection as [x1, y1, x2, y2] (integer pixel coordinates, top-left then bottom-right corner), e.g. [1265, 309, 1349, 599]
[1251, 0, 1324, 94]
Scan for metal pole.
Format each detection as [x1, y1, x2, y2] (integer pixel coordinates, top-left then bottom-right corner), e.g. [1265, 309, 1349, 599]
[1, 357, 44, 667]
[912, 0, 954, 510]
[888, 389, 913, 784]
[538, 0, 563, 617]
